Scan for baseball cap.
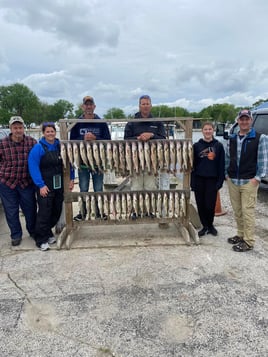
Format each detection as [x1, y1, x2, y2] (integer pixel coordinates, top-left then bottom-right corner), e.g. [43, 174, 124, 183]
[83, 96, 95, 104]
[9, 116, 25, 126]
[238, 109, 252, 119]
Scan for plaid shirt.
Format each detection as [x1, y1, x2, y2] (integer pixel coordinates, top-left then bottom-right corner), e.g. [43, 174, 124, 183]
[0, 134, 37, 189]
[225, 131, 268, 185]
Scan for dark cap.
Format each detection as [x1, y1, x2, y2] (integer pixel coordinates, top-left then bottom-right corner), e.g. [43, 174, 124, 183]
[83, 96, 95, 104]
[238, 109, 252, 119]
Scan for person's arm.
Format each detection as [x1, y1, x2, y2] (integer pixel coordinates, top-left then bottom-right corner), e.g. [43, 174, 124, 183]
[28, 145, 45, 188]
[255, 134, 268, 182]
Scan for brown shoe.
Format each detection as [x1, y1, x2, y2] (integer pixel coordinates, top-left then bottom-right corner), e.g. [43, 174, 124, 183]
[232, 240, 253, 252]
[227, 235, 243, 245]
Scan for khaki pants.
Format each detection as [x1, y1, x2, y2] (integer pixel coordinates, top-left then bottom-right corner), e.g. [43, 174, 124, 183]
[227, 179, 259, 247]
[131, 172, 157, 191]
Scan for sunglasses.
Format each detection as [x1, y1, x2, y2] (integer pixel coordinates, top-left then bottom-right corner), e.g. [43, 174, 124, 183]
[43, 122, 56, 127]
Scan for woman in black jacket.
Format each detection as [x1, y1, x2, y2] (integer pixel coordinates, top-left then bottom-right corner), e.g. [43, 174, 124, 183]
[191, 122, 225, 237]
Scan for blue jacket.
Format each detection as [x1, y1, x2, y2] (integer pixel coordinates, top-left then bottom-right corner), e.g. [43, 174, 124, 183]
[28, 137, 74, 188]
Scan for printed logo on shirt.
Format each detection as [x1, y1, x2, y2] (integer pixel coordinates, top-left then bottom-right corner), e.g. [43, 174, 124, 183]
[199, 147, 216, 160]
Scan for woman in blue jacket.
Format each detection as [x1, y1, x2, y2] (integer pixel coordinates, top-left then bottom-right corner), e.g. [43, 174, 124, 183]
[28, 122, 74, 251]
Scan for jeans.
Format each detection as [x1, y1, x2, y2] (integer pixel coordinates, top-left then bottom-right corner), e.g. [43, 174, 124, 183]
[78, 168, 104, 216]
[0, 182, 37, 240]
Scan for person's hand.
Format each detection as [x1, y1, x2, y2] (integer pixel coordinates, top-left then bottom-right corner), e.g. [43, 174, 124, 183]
[40, 185, 49, 197]
[137, 132, 154, 141]
[69, 180, 74, 191]
[84, 132, 96, 141]
[250, 178, 260, 186]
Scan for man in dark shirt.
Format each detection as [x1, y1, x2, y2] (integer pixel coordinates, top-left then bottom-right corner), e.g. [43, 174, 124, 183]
[0, 116, 37, 246]
[70, 96, 111, 221]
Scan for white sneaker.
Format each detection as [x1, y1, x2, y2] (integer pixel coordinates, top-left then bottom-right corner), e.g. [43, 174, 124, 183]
[40, 242, 50, 251]
[48, 236, 56, 244]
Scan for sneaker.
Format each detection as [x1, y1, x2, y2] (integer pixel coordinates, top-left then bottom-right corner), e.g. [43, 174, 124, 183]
[11, 238, 22, 246]
[227, 235, 243, 245]
[232, 240, 253, 252]
[198, 227, 208, 237]
[73, 213, 83, 221]
[40, 242, 50, 251]
[48, 236, 56, 244]
[207, 225, 218, 236]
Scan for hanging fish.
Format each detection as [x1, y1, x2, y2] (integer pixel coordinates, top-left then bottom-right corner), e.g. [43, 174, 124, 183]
[180, 192, 186, 217]
[144, 141, 151, 174]
[78, 195, 85, 219]
[188, 140, 193, 169]
[169, 191, 175, 218]
[157, 141, 164, 170]
[93, 142, 102, 171]
[145, 193, 151, 217]
[176, 141, 182, 172]
[119, 142, 126, 176]
[121, 193, 127, 220]
[139, 193, 144, 218]
[72, 142, 81, 170]
[150, 141, 158, 176]
[163, 192, 168, 218]
[86, 142, 96, 172]
[109, 193, 116, 219]
[103, 194, 109, 218]
[133, 193, 139, 218]
[138, 141, 145, 172]
[157, 192, 162, 218]
[67, 142, 74, 167]
[182, 141, 188, 172]
[115, 193, 121, 220]
[126, 193, 132, 219]
[174, 192, 180, 218]
[125, 141, 132, 175]
[60, 142, 67, 169]
[113, 142, 120, 174]
[91, 195, 96, 220]
[106, 142, 113, 171]
[169, 140, 176, 174]
[79, 141, 89, 167]
[150, 192, 156, 217]
[99, 142, 107, 171]
[85, 195, 91, 220]
[164, 141, 170, 172]
[97, 194, 103, 219]
[132, 141, 139, 174]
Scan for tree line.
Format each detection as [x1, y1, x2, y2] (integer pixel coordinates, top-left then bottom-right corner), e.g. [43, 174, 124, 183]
[0, 83, 267, 127]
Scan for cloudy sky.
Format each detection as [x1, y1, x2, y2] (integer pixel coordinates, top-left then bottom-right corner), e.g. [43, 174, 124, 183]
[1, 0, 268, 116]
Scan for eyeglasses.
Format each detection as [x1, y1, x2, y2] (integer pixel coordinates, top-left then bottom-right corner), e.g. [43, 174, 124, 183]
[43, 122, 56, 127]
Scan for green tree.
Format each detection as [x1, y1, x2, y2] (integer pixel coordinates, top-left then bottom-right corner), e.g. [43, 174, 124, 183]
[104, 108, 126, 119]
[198, 103, 238, 124]
[0, 83, 40, 125]
[47, 99, 74, 121]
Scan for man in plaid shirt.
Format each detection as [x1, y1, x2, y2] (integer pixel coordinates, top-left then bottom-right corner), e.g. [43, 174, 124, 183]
[225, 109, 268, 252]
[0, 116, 37, 246]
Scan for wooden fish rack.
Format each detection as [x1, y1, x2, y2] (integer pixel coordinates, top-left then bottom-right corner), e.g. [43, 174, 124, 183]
[57, 117, 199, 249]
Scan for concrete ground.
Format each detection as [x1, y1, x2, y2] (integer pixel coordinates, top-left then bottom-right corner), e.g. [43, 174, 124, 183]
[0, 182, 268, 357]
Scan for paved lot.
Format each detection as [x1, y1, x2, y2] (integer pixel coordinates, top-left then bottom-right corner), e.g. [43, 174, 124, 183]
[0, 183, 268, 357]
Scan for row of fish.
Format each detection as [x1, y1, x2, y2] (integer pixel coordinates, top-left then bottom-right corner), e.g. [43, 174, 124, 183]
[61, 140, 193, 175]
[78, 191, 187, 221]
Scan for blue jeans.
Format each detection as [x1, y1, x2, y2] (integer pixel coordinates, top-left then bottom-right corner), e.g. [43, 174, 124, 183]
[78, 168, 103, 216]
[78, 168, 104, 192]
[0, 183, 37, 240]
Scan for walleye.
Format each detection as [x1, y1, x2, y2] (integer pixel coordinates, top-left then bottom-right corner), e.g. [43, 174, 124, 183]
[144, 141, 151, 174]
[103, 194, 109, 218]
[115, 193, 121, 220]
[125, 142, 132, 175]
[145, 193, 151, 216]
[182, 141, 188, 171]
[109, 193, 116, 219]
[126, 193, 132, 219]
[138, 141, 145, 172]
[169, 191, 175, 218]
[78, 196, 85, 219]
[133, 193, 139, 218]
[188, 141, 193, 169]
[99, 142, 107, 171]
[164, 141, 170, 172]
[113, 142, 119, 173]
[106, 142, 113, 170]
[121, 193, 127, 220]
[119, 142, 126, 176]
[151, 192, 156, 217]
[132, 141, 139, 174]
[93, 142, 102, 171]
[169, 141, 176, 174]
[157, 141, 164, 170]
[67, 142, 74, 167]
[174, 192, 180, 218]
[85, 195, 91, 220]
[157, 192, 162, 218]
[60, 142, 67, 169]
[139, 193, 144, 217]
[176, 141, 182, 172]
[91, 195, 96, 220]
[86, 142, 96, 172]
[97, 194, 103, 219]
[79, 141, 89, 167]
[180, 192, 186, 217]
[163, 192, 168, 218]
[72, 142, 81, 170]
[150, 141, 158, 175]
